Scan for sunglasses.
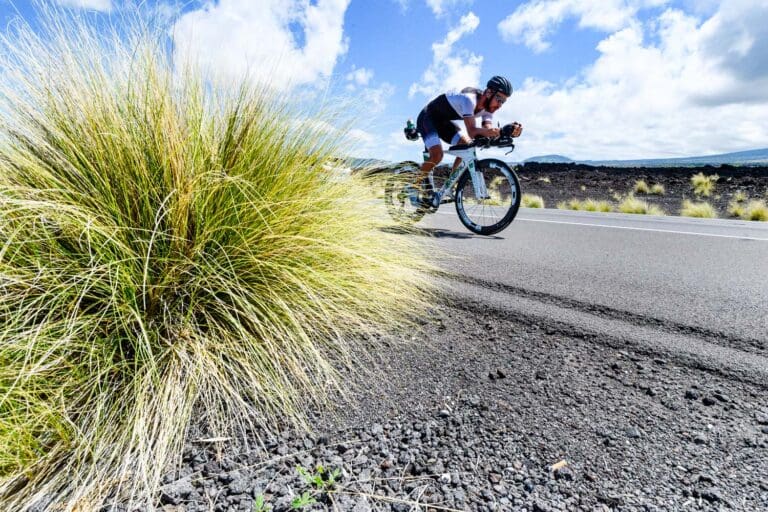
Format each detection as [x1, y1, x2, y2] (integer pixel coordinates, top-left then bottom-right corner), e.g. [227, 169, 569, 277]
[493, 93, 507, 105]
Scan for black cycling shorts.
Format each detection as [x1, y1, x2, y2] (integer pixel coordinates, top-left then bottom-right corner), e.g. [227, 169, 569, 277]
[416, 94, 462, 149]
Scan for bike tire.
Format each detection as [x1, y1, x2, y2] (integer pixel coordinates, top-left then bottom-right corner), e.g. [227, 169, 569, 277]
[454, 158, 521, 235]
[384, 161, 427, 225]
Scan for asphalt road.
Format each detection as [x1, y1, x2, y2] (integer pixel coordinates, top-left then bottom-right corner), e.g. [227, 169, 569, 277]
[414, 208, 768, 384]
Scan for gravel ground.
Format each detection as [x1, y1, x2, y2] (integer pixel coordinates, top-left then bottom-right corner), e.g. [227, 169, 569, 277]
[155, 296, 768, 512]
[152, 164, 768, 511]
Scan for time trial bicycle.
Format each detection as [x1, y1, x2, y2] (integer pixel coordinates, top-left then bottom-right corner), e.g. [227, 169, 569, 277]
[384, 124, 521, 235]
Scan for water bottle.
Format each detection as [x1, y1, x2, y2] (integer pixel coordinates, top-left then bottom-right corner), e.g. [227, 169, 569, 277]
[404, 119, 419, 141]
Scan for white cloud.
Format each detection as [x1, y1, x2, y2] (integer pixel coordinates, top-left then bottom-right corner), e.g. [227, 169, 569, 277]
[171, 0, 351, 89]
[426, 0, 474, 17]
[408, 12, 483, 98]
[498, 0, 669, 53]
[496, 2, 768, 160]
[56, 0, 112, 11]
[346, 67, 374, 87]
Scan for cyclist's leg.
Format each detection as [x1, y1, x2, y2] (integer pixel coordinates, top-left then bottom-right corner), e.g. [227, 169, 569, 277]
[451, 133, 472, 172]
[416, 110, 442, 183]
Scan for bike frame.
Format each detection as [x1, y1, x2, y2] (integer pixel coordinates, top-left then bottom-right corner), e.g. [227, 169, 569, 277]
[427, 145, 488, 207]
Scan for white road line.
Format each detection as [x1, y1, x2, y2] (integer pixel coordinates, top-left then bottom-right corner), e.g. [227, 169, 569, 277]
[432, 208, 768, 240]
[516, 217, 768, 241]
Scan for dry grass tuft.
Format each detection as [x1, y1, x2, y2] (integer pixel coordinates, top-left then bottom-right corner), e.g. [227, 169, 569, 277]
[0, 4, 432, 510]
[691, 172, 719, 198]
[680, 200, 718, 218]
[522, 194, 545, 208]
[633, 180, 650, 194]
[617, 195, 665, 215]
[742, 200, 768, 221]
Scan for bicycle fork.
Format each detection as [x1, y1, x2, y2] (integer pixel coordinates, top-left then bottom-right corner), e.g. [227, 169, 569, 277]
[467, 160, 490, 199]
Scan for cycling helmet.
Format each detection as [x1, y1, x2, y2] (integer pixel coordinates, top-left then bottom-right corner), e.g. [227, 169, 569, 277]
[486, 75, 513, 96]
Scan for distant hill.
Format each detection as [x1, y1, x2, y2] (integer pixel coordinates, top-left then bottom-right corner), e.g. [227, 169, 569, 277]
[524, 154, 573, 164]
[524, 148, 768, 167]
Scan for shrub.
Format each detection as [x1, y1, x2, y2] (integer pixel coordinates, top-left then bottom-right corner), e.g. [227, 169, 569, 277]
[743, 200, 768, 221]
[633, 180, 650, 194]
[727, 200, 746, 218]
[732, 190, 747, 203]
[522, 194, 545, 208]
[0, 5, 431, 510]
[649, 183, 665, 195]
[582, 199, 613, 212]
[557, 199, 584, 210]
[555, 198, 612, 212]
[691, 172, 719, 197]
[617, 195, 665, 215]
[680, 200, 718, 218]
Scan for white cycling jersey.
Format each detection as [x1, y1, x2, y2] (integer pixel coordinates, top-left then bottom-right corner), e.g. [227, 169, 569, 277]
[446, 87, 493, 125]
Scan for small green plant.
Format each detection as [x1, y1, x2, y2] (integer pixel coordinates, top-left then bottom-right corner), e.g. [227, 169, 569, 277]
[538, 176, 551, 184]
[290, 465, 341, 509]
[691, 172, 719, 197]
[254, 494, 271, 512]
[522, 194, 544, 208]
[291, 491, 317, 510]
[633, 180, 650, 194]
[297, 464, 341, 491]
[618, 195, 665, 215]
[580, 185, 586, 191]
[681, 200, 717, 218]
[649, 183, 665, 195]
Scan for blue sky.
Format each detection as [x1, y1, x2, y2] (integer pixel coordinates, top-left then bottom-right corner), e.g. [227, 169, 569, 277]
[2, 0, 767, 163]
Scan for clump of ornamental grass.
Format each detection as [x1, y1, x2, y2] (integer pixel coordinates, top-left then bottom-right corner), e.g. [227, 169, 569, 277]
[742, 200, 768, 221]
[727, 191, 747, 218]
[617, 195, 665, 215]
[521, 194, 544, 208]
[0, 5, 432, 511]
[556, 198, 612, 212]
[649, 183, 665, 195]
[633, 180, 650, 194]
[680, 200, 718, 218]
[691, 172, 719, 197]
[581, 199, 613, 212]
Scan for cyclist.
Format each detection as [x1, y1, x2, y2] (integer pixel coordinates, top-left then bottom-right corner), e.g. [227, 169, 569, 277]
[414, 75, 523, 206]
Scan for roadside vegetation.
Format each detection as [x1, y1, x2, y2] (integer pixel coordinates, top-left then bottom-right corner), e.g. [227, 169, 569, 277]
[680, 200, 718, 218]
[633, 180, 650, 194]
[557, 198, 612, 212]
[691, 172, 719, 197]
[522, 194, 545, 208]
[617, 195, 666, 215]
[739, 200, 768, 221]
[0, 5, 431, 510]
[633, 180, 665, 195]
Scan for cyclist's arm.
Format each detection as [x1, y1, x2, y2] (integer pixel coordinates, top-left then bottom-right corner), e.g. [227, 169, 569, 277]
[463, 117, 499, 139]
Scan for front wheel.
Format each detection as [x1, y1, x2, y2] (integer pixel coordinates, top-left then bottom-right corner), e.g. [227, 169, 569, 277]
[384, 161, 427, 225]
[455, 158, 521, 235]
